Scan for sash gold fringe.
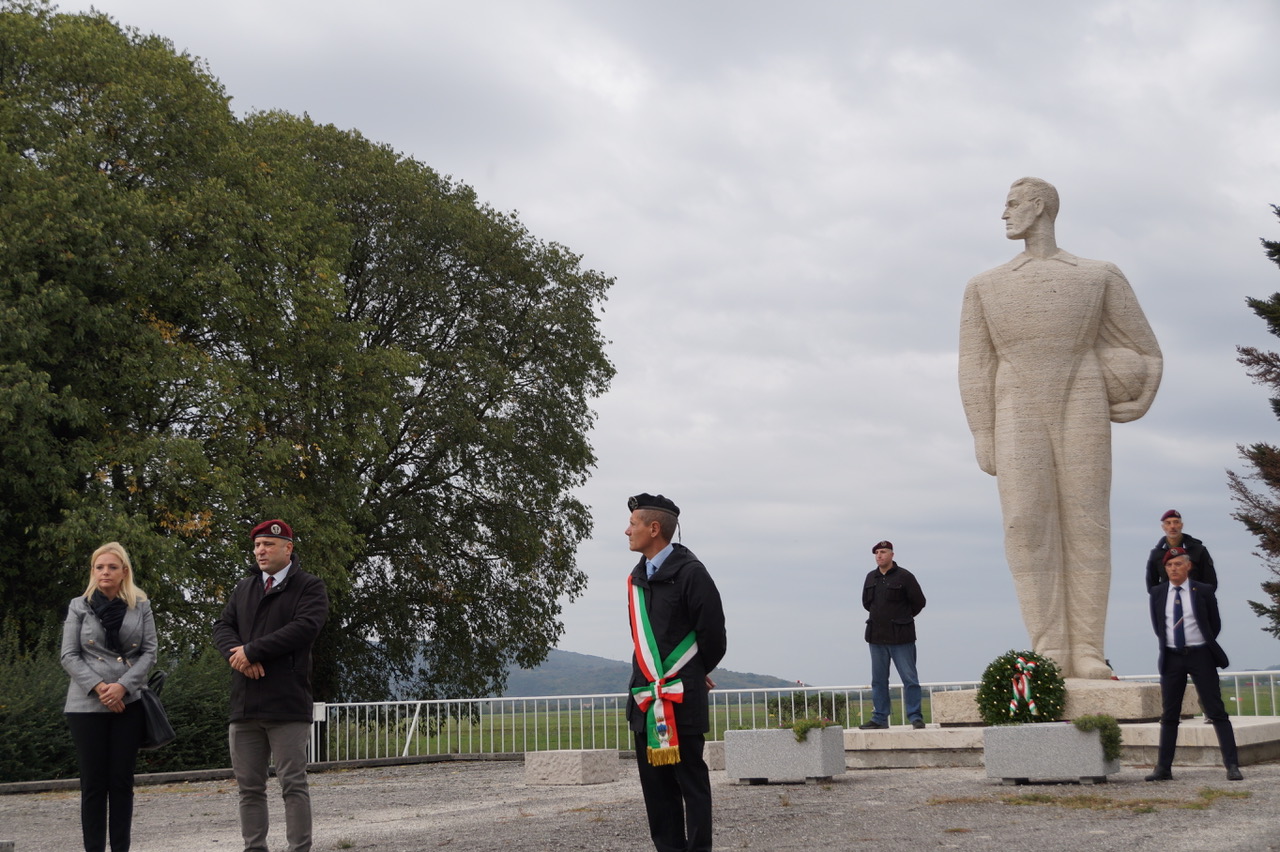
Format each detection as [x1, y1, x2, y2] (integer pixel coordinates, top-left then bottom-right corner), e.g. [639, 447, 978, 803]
[646, 746, 681, 767]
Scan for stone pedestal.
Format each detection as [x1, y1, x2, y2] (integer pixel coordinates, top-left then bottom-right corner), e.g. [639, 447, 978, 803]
[705, 739, 725, 771]
[724, 727, 846, 784]
[984, 722, 1119, 784]
[524, 749, 618, 785]
[933, 680, 1198, 726]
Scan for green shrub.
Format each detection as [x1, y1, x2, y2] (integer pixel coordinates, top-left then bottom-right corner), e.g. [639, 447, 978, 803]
[0, 623, 77, 781]
[1073, 714, 1122, 762]
[1, 622, 234, 781]
[767, 691, 848, 725]
[136, 644, 232, 773]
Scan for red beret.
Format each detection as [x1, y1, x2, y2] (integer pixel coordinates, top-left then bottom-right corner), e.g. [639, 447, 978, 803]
[1163, 547, 1189, 565]
[1161, 509, 1181, 521]
[871, 540, 894, 553]
[251, 519, 293, 542]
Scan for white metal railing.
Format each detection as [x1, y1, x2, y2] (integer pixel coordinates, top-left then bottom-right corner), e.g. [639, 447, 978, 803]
[307, 671, 1280, 763]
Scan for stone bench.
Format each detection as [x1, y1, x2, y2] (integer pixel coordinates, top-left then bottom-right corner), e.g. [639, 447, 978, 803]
[524, 749, 619, 785]
[984, 722, 1119, 784]
[724, 727, 846, 784]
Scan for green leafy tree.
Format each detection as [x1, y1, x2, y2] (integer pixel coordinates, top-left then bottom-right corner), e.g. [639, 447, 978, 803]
[240, 113, 614, 699]
[0, 2, 614, 700]
[0, 0, 253, 649]
[1228, 204, 1280, 640]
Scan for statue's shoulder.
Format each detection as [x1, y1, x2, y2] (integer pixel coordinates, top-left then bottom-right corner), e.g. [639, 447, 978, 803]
[965, 255, 1025, 290]
[1058, 250, 1127, 278]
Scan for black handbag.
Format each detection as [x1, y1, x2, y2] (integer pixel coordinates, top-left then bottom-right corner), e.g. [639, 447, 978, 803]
[139, 671, 176, 750]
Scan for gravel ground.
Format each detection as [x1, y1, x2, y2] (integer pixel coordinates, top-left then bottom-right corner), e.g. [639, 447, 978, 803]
[3, 758, 1279, 852]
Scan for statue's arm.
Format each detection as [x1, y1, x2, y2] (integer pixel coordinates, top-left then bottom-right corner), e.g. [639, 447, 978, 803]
[1100, 265, 1163, 423]
[958, 279, 997, 475]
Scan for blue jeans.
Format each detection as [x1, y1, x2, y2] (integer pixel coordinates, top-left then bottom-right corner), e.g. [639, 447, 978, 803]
[868, 642, 922, 725]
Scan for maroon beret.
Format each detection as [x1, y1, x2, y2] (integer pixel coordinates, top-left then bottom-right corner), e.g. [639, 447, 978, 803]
[1161, 509, 1182, 521]
[251, 519, 293, 542]
[871, 540, 894, 553]
[1163, 546, 1189, 565]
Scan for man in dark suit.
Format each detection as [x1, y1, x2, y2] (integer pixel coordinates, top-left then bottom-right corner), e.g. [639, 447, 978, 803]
[1146, 547, 1242, 781]
[625, 493, 727, 852]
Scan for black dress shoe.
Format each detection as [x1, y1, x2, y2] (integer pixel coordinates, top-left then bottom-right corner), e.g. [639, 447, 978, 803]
[911, 719, 926, 730]
[1226, 765, 1244, 781]
[858, 721, 888, 730]
[1144, 767, 1173, 782]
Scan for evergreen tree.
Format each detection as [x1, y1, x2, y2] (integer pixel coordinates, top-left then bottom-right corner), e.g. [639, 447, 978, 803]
[1228, 204, 1280, 640]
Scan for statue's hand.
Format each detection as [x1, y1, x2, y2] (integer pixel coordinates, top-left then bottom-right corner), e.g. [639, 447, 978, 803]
[975, 433, 996, 476]
[1109, 400, 1146, 423]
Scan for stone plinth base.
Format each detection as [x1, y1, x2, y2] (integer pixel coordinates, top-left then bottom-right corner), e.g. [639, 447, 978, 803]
[933, 680, 1198, 726]
[984, 722, 1119, 784]
[705, 739, 725, 771]
[837, 716, 1280, 769]
[525, 749, 618, 785]
[1118, 716, 1280, 766]
[843, 724, 984, 768]
[724, 727, 846, 784]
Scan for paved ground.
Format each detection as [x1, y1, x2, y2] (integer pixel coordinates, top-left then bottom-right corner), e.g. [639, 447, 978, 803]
[3, 758, 1279, 852]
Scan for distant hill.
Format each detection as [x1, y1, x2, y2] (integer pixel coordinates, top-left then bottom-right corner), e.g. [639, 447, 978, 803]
[497, 649, 796, 697]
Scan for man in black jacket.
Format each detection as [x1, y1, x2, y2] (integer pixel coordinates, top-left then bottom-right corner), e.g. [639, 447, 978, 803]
[1145, 547, 1241, 782]
[213, 519, 329, 852]
[860, 541, 927, 730]
[1145, 509, 1217, 590]
[625, 493, 727, 852]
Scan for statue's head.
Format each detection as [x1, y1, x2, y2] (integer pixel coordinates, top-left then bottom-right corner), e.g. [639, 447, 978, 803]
[1003, 177, 1059, 239]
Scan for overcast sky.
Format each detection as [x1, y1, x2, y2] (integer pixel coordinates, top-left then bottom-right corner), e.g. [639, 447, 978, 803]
[64, 0, 1280, 687]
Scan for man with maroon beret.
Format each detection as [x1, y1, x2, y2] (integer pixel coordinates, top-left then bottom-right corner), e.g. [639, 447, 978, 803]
[859, 541, 927, 730]
[1144, 509, 1217, 590]
[213, 520, 329, 852]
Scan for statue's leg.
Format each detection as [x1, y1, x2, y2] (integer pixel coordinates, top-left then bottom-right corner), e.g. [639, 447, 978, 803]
[1059, 404, 1114, 680]
[995, 420, 1071, 675]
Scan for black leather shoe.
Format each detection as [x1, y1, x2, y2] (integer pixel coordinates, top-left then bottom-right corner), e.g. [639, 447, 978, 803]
[1226, 765, 1244, 781]
[858, 721, 888, 730]
[912, 719, 926, 729]
[1144, 767, 1173, 782]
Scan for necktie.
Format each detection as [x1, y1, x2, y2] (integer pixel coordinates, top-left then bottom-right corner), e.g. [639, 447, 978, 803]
[264, 575, 275, 594]
[1173, 586, 1185, 650]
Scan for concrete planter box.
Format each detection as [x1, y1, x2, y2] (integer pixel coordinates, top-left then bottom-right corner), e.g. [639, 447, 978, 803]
[984, 722, 1119, 784]
[724, 726, 846, 784]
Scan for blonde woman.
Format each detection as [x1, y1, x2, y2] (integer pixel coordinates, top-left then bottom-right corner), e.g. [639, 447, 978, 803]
[60, 542, 158, 852]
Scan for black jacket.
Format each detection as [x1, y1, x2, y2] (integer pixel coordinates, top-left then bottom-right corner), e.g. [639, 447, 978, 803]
[626, 544, 727, 735]
[1149, 579, 1228, 673]
[212, 554, 329, 723]
[1145, 533, 1217, 590]
[862, 563, 926, 645]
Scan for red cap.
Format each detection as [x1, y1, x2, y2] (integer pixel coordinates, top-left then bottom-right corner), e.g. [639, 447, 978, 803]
[251, 519, 293, 542]
[1163, 546, 1189, 565]
[1161, 509, 1182, 521]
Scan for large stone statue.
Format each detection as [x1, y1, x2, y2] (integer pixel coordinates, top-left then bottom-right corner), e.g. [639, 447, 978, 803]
[959, 177, 1162, 679]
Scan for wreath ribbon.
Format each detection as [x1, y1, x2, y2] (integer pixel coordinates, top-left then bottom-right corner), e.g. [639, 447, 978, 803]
[1008, 655, 1038, 717]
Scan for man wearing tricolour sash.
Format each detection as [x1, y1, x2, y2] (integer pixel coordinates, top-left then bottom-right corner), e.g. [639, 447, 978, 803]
[625, 493, 727, 852]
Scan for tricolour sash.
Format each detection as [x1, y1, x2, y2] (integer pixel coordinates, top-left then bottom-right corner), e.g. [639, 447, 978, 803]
[629, 576, 699, 766]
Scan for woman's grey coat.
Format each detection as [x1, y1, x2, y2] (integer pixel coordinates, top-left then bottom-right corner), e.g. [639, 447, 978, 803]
[60, 596, 158, 713]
